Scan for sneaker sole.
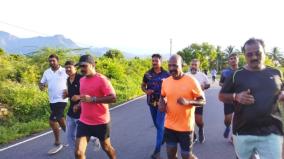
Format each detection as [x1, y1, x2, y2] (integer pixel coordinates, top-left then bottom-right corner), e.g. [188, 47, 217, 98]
[47, 145, 63, 155]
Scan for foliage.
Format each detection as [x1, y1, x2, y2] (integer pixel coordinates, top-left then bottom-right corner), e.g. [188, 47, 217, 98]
[0, 48, 149, 144]
[103, 49, 124, 59]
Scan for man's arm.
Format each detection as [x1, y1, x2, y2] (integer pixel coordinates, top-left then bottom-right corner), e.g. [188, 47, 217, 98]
[141, 82, 154, 95]
[177, 96, 206, 107]
[80, 94, 116, 103]
[158, 96, 167, 112]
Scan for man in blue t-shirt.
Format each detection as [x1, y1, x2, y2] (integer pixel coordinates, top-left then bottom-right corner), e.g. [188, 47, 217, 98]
[219, 53, 239, 139]
[141, 54, 170, 159]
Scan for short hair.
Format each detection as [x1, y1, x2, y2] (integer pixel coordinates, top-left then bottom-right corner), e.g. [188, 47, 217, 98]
[152, 53, 162, 59]
[228, 53, 238, 59]
[242, 38, 265, 52]
[64, 60, 75, 66]
[48, 54, 59, 61]
[191, 59, 200, 64]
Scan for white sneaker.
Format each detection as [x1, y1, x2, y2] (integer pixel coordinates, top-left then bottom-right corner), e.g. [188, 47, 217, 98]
[48, 144, 63, 155]
[90, 137, 101, 151]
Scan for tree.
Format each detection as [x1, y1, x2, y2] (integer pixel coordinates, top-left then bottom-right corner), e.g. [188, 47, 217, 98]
[103, 49, 124, 59]
[177, 43, 217, 71]
[269, 47, 283, 67]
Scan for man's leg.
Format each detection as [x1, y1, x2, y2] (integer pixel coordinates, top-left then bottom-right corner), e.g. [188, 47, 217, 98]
[152, 110, 165, 158]
[58, 117, 66, 132]
[223, 104, 234, 139]
[195, 107, 205, 143]
[49, 120, 61, 145]
[101, 138, 116, 159]
[167, 145, 178, 159]
[164, 128, 178, 159]
[223, 114, 232, 138]
[179, 131, 196, 159]
[256, 134, 283, 159]
[233, 135, 256, 159]
[56, 103, 67, 132]
[149, 106, 158, 128]
[75, 136, 89, 159]
[66, 116, 77, 148]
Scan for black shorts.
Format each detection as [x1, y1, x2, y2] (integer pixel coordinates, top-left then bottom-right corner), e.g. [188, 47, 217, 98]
[164, 128, 193, 154]
[224, 104, 234, 115]
[49, 102, 67, 121]
[76, 121, 110, 142]
[195, 107, 203, 115]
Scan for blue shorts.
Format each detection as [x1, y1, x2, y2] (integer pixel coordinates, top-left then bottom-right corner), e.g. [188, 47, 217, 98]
[233, 134, 283, 159]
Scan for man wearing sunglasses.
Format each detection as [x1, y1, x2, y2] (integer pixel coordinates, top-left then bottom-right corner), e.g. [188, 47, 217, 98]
[39, 54, 68, 154]
[74, 55, 117, 159]
[219, 38, 283, 159]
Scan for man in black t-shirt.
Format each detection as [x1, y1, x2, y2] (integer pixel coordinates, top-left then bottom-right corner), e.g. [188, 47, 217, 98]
[219, 38, 283, 159]
[64, 61, 83, 149]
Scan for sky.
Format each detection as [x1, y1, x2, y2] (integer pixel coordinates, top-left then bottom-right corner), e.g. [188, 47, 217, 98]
[0, 0, 283, 55]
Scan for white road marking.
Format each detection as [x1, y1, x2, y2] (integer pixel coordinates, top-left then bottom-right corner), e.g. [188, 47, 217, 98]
[0, 95, 145, 152]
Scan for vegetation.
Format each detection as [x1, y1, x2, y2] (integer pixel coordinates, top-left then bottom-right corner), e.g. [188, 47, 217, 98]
[0, 48, 150, 144]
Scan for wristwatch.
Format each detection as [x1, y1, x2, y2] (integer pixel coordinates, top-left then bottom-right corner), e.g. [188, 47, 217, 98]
[92, 96, 97, 103]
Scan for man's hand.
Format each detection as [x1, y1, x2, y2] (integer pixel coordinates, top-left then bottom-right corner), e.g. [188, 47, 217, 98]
[145, 89, 154, 95]
[71, 95, 81, 102]
[80, 95, 93, 102]
[158, 97, 167, 112]
[62, 89, 68, 99]
[278, 91, 284, 102]
[235, 89, 255, 105]
[177, 97, 189, 106]
[39, 83, 45, 91]
[73, 104, 80, 113]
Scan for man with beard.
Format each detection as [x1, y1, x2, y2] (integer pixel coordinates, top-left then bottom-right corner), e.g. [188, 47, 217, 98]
[219, 38, 284, 159]
[141, 54, 170, 159]
[159, 54, 205, 159]
[39, 54, 68, 154]
[186, 59, 210, 143]
[219, 53, 239, 140]
[75, 55, 117, 159]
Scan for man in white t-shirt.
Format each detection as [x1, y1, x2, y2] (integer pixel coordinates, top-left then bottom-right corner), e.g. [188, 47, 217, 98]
[39, 54, 68, 155]
[186, 59, 210, 143]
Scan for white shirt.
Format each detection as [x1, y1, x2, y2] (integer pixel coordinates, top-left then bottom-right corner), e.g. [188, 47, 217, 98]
[40, 66, 68, 103]
[186, 71, 210, 87]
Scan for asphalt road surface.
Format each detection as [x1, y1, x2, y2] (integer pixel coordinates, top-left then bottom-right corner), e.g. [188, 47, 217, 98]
[0, 82, 236, 159]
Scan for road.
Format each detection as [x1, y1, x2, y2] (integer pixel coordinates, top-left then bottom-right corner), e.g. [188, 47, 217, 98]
[0, 83, 236, 159]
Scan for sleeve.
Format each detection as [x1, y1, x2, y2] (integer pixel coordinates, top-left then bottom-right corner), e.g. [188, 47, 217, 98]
[40, 71, 47, 84]
[191, 77, 204, 99]
[220, 73, 235, 93]
[101, 77, 116, 96]
[219, 71, 225, 84]
[203, 73, 210, 85]
[142, 73, 148, 83]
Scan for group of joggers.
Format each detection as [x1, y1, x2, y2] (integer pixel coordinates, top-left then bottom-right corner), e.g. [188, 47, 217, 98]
[40, 37, 283, 159]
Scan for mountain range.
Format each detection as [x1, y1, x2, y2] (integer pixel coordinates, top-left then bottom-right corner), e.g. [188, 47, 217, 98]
[0, 31, 139, 58]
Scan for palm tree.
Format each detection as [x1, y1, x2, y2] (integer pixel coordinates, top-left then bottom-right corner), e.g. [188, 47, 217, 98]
[269, 47, 283, 67]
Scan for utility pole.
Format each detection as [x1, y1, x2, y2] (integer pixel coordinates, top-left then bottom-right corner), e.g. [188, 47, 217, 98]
[170, 38, 172, 56]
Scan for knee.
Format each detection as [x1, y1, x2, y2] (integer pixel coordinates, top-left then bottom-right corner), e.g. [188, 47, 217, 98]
[75, 149, 84, 158]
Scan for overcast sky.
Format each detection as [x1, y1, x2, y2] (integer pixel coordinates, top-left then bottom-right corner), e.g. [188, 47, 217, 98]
[1, 0, 283, 55]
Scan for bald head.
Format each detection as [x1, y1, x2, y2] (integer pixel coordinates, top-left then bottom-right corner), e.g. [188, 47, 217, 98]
[168, 54, 184, 79]
[169, 54, 183, 66]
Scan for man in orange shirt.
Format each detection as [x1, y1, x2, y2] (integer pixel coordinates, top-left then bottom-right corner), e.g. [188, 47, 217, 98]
[159, 54, 206, 159]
